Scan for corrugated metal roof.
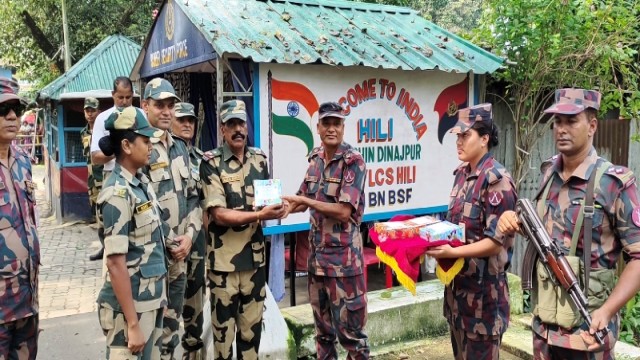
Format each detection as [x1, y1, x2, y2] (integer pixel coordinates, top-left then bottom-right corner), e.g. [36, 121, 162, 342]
[39, 35, 141, 100]
[175, 0, 502, 73]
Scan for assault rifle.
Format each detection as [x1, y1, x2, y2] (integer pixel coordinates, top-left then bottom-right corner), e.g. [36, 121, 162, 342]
[516, 198, 607, 345]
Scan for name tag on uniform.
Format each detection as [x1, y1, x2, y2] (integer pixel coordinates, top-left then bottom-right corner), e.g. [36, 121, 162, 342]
[325, 177, 341, 183]
[305, 176, 317, 182]
[221, 174, 241, 183]
[150, 162, 168, 171]
[135, 201, 153, 214]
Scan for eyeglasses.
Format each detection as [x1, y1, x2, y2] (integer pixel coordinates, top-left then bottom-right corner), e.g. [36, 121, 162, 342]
[0, 102, 25, 117]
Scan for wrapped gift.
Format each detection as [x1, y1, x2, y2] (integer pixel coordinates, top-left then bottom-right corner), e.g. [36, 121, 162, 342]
[370, 215, 465, 295]
[253, 179, 282, 207]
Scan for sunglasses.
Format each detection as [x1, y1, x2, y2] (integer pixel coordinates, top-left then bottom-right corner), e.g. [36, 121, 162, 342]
[0, 102, 25, 117]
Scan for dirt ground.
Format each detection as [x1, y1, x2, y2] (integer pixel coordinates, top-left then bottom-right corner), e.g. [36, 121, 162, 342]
[371, 336, 525, 360]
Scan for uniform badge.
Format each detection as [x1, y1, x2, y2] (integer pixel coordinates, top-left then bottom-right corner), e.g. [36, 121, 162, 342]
[0, 181, 5, 190]
[135, 201, 153, 214]
[25, 180, 36, 193]
[344, 170, 355, 184]
[488, 191, 503, 206]
[221, 174, 241, 183]
[326, 177, 341, 183]
[150, 162, 168, 171]
[114, 188, 127, 198]
[632, 207, 640, 228]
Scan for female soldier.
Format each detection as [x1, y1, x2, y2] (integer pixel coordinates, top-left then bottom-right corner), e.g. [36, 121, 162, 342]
[96, 106, 167, 359]
[426, 103, 517, 360]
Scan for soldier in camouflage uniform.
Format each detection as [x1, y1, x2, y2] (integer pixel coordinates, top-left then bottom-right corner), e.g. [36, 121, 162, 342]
[140, 78, 195, 360]
[80, 97, 103, 222]
[498, 89, 640, 360]
[200, 99, 287, 360]
[425, 104, 517, 360]
[96, 106, 168, 359]
[172, 102, 206, 360]
[284, 101, 370, 360]
[0, 77, 40, 360]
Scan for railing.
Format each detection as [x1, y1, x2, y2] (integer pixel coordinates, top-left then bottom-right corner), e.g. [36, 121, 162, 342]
[12, 134, 45, 163]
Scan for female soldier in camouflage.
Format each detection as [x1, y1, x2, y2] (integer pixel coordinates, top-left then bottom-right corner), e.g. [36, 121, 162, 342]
[426, 104, 517, 360]
[96, 106, 168, 359]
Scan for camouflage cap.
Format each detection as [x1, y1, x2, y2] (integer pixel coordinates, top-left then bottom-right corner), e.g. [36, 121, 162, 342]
[449, 103, 493, 134]
[318, 101, 346, 120]
[0, 77, 25, 104]
[84, 97, 99, 109]
[175, 102, 196, 118]
[143, 78, 181, 101]
[105, 106, 163, 138]
[543, 88, 601, 115]
[220, 99, 247, 123]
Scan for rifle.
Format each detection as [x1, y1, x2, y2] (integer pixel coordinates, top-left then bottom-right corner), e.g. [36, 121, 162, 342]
[516, 198, 607, 345]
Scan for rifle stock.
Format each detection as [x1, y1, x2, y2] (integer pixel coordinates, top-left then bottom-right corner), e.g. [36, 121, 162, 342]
[516, 199, 607, 346]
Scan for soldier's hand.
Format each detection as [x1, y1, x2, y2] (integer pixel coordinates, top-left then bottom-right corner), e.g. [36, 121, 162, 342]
[425, 244, 457, 259]
[127, 322, 146, 354]
[580, 307, 612, 351]
[170, 235, 192, 261]
[282, 195, 307, 211]
[497, 210, 520, 235]
[259, 204, 287, 220]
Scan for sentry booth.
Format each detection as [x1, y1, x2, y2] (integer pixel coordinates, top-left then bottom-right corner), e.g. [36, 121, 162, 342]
[130, 0, 503, 235]
[37, 35, 141, 223]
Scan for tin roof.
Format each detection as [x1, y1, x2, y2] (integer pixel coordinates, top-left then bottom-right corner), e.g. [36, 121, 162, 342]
[39, 35, 141, 100]
[172, 0, 502, 73]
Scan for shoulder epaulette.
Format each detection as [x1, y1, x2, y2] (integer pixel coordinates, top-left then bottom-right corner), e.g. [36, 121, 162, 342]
[604, 164, 635, 187]
[308, 147, 322, 161]
[249, 147, 267, 157]
[343, 148, 363, 165]
[486, 166, 504, 185]
[202, 148, 221, 161]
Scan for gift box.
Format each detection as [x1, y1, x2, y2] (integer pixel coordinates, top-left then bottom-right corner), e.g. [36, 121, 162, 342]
[370, 215, 465, 295]
[253, 179, 283, 207]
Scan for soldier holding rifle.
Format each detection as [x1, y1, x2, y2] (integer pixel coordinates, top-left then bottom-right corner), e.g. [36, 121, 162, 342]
[498, 89, 640, 360]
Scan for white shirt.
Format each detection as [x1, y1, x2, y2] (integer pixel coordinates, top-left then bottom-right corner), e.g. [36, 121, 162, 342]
[90, 107, 116, 172]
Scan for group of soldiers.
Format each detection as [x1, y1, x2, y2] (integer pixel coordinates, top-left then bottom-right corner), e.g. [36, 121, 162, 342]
[1, 70, 640, 360]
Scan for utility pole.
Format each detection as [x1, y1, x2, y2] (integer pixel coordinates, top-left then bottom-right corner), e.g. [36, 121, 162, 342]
[61, 0, 71, 71]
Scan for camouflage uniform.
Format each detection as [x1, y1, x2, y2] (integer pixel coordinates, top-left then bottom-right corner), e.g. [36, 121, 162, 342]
[531, 149, 640, 359]
[0, 146, 40, 360]
[445, 103, 517, 360]
[180, 142, 206, 357]
[200, 142, 269, 360]
[141, 133, 193, 359]
[81, 97, 103, 217]
[97, 163, 168, 360]
[297, 142, 370, 360]
[446, 153, 516, 359]
[0, 77, 40, 360]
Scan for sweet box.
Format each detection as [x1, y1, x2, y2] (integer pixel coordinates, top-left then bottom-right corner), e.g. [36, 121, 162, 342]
[253, 179, 282, 207]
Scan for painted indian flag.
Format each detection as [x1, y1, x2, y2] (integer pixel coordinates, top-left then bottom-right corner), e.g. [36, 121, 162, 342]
[270, 76, 319, 155]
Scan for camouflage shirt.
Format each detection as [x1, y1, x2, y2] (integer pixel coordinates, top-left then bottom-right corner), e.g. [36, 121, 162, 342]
[80, 125, 104, 189]
[445, 153, 517, 335]
[141, 133, 197, 244]
[97, 163, 168, 313]
[0, 146, 40, 324]
[297, 142, 366, 278]
[200, 144, 268, 272]
[532, 148, 640, 350]
[183, 141, 204, 257]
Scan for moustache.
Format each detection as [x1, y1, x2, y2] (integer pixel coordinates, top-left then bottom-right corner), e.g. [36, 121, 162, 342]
[232, 133, 245, 140]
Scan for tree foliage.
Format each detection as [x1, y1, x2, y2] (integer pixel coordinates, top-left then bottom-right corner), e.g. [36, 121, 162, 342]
[358, 0, 482, 35]
[0, 0, 157, 88]
[473, 0, 640, 184]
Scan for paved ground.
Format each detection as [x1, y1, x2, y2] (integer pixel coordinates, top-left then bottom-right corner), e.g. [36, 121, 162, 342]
[34, 165, 103, 320]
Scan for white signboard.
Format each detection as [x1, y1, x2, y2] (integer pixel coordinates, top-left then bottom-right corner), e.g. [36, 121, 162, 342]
[256, 63, 473, 235]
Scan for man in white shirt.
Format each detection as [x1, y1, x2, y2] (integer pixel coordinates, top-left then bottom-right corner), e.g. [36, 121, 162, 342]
[88, 76, 135, 261]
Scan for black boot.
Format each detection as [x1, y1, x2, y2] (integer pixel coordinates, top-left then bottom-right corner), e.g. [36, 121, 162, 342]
[89, 247, 104, 261]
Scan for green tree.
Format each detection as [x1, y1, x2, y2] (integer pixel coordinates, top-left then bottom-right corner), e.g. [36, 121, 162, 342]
[474, 0, 640, 185]
[0, 0, 157, 88]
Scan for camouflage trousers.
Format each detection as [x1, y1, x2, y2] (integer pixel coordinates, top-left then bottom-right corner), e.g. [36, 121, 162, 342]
[160, 259, 187, 360]
[181, 233, 206, 358]
[98, 306, 163, 360]
[0, 315, 38, 360]
[89, 185, 101, 216]
[208, 267, 266, 360]
[449, 328, 501, 360]
[308, 273, 369, 360]
[533, 330, 613, 360]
